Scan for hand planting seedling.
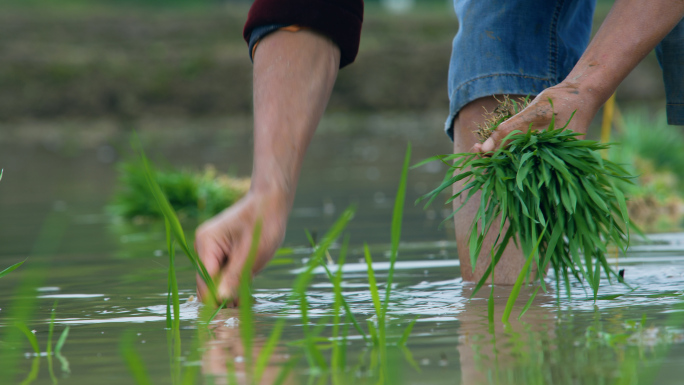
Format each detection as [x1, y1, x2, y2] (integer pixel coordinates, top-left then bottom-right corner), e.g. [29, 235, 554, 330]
[417, 97, 636, 322]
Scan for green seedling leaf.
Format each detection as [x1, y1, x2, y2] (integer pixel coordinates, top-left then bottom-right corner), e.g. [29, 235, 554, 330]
[364, 244, 384, 324]
[293, 206, 355, 295]
[254, 318, 285, 384]
[274, 247, 295, 256]
[208, 299, 229, 324]
[55, 326, 70, 355]
[272, 356, 299, 385]
[518, 286, 540, 320]
[502, 226, 546, 323]
[20, 357, 40, 385]
[384, 143, 410, 316]
[16, 323, 39, 354]
[410, 153, 461, 169]
[470, 226, 514, 299]
[47, 302, 57, 385]
[401, 345, 422, 373]
[488, 285, 495, 333]
[165, 219, 180, 331]
[398, 318, 417, 346]
[0, 259, 26, 279]
[239, 219, 262, 379]
[120, 332, 153, 385]
[320, 262, 369, 343]
[595, 294, 624, 300]
[647, 291, 682, 299]
[136, 139, 218, 303]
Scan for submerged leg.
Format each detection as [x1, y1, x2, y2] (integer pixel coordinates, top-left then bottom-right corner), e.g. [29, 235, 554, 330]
[451, 95, 538, 284]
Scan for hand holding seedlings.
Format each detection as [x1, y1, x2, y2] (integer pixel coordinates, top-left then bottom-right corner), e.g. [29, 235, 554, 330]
[473, 84, 597, 153]
[474, 0, 684, 154]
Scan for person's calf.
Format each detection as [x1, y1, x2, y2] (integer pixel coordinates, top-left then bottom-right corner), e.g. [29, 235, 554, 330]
[451, 95, 538, 284]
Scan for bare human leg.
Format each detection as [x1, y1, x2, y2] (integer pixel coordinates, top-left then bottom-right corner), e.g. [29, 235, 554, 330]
[452, 94, 534, 284]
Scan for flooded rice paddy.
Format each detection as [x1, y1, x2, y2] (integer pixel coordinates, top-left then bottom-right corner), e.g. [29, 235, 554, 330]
[1, 112, 684, 384]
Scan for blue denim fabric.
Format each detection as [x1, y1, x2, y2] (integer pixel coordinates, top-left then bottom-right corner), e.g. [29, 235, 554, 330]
[446, 0, 596, 140]
[248, 23, 291, 62]
[656, 19, 684, 126]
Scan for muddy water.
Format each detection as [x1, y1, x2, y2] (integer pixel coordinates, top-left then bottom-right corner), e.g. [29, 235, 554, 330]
[1, 112, 684, 384]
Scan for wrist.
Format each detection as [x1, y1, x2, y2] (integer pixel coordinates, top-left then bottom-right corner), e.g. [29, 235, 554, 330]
[555, 75, 609, 114]
[561, 54, 623, 109]
[249, 173, 298, 208]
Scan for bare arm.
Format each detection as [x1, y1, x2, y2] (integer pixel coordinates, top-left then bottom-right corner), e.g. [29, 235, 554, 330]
[477, 0, 684, 152]
[195, 30, 340, 305]
[251, 29, 341, 206]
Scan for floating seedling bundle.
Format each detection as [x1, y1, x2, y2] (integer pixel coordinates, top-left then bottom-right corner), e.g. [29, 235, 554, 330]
[418, 97, 634, 320]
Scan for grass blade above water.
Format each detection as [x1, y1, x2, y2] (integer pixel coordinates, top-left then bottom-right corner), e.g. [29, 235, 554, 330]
[16, 323, 39, 355]
[518, 286, 540, 320]
[165, 219, 181, 330]
[320, 261, 369, 343]
[0, 258, 26, 279]
[239, 219, 262, 381]
[502, 227, 546, 324]
[55, 326, 70, 355]
[136, 138, 218, 303]
[364, 244, 384, 330]
[293, 206, 356, 295]
[383, 143, 410, 317]
[47, 302, 57, 385]
[398, 318, 417, 347]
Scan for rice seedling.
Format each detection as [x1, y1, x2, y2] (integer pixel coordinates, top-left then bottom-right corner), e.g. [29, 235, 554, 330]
[121, 331, 154, 385]
[0, 258, 25, 279]
[0, 211, 67, 384]
[109, 160, 249, 222]
[16, 322, 40, 385]
[47, 303, 58, 384]
[46, 302, 71, 383]
[3, 302, 71, 385]
[330, 235, 349, 384]
[124, 138, 420, 385]
[237, 219, 261, 383]
[313, 143, 417, 383]
[292, 209, 356, 374]
[416, 97, 635, 322]
[135, 139, 219, 305]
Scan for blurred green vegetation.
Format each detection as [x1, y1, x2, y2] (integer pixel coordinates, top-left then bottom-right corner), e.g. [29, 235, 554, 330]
[109, 160, 249, 221]
[0, 0, 652, 121]
[610, 109, 684, 232]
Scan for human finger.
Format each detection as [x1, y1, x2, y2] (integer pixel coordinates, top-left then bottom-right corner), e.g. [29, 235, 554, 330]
[216, 234, 254, 307]
[195, 228, 227, 304]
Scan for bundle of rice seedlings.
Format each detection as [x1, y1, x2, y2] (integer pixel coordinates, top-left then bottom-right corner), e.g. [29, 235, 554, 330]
[417, 97, 635, 320]
[109, 161, 250, 222]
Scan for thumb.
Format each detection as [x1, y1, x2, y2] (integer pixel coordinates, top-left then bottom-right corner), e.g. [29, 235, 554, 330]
[481, 128, 506, 152]
[481, 117, 523, 152]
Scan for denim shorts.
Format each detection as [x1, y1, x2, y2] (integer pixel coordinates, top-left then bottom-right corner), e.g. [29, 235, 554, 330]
[446, 0, 684, 140]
